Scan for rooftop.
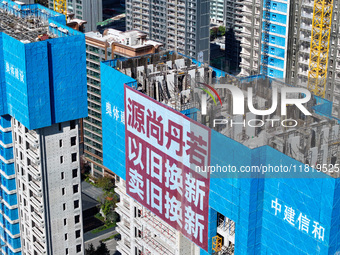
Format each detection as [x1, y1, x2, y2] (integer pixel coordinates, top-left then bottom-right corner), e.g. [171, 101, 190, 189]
[0, 9, 55, 42]
[0, 0, 81, 43]
[85, 28, 162, 49]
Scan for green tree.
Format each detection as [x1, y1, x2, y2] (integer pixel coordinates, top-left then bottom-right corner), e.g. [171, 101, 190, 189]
[218, 26, 226, 36]
[85, 243, 96, 255]
[100, 193, 119, 222]
[95, 242, 110, 255]
[96, 177, 115, 192]
[210, 28, 218, 40]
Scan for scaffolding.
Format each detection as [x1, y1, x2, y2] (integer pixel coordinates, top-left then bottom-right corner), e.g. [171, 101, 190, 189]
[0, 5, 52, 42]
[307, 0, 333, 98]
[53, 0, 67, 18]
[141, 228, 174, 255]
[141, 209, 176, 242]
[212, 235, 222, 252]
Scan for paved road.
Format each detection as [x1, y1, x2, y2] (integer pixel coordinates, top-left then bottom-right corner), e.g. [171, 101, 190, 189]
[84, 227, 119, 255]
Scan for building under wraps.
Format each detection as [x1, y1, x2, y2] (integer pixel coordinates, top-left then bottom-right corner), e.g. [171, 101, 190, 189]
[0, 1, 87, 254]
[101, 52, 340, 255]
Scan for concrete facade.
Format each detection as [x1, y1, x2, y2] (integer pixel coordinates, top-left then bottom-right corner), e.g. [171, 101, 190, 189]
[125, 0, 210, 62]
[14, 120, 84, 255]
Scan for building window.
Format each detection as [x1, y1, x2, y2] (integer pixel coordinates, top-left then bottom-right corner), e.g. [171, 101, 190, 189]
[76, 245, 81, 253]
[66, 248, 68, 255]
[70, 120, 76, 130]
[75, 230, 81, 238]
[59, 123, 62, 131]
[62, 188, 65, 195]
[63, 203, 66, 211]
[65, 234, 68, 240]
[73, 185, 79, 194]
[61, 172, 64, 180]
[272, 14, 276, 21]
[64, 219, 67, 226]
[71, 137, 76, 146]
[272, 3, 277, 9]
[75, 215, 80, 224]
[59, 139, 63, 147]
[60, 156, 64, 164]
[72, 169, 78, 178]
[72, 153, 77, 162]
[74, 200, 79, 209]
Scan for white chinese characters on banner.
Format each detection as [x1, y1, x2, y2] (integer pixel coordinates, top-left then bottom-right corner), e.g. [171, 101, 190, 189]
[5, 61, 24, 83]
[125, 85, 210, 251]
[105, 101, 124, 125]
[271, 198, 325, 242]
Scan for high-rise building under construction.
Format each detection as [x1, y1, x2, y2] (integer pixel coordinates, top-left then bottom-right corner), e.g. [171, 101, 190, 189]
[100, 51, 340, 255]
[237, 0, 340, 118]
[0, 1, 87, 254]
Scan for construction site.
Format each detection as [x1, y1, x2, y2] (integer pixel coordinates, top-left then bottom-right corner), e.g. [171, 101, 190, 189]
[1, 0, 340, 253]
[0, 1, 87, 255]
[100, 51, 340, 255]
[0, 6, 53, 43]
[107, 52, 340, 180]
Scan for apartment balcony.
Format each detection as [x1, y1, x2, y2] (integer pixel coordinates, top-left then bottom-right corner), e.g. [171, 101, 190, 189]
[116, 201, 130, 219]
[167, 11, 175, 17]
[241, 0, 253, 6]
[117, 240, 130, 255]
[29, 180, 42, 195]
[25, 132, 38, 146]
[140, 210, 177, 247]
[299, 57, 309, 65]
[133, 217, 142, 227]
[300, 23, 312, 31]
[240, 58, 251, 68]
[177, 8, 185, 14]
[117, 222, 130, 237]
[241, 15, 252, 25]
[301, 1, 314, 9]
[138, 233, 175, 255]
[31, 211, 44, 228]
[27, 148, 39, 162]
[33, 241, 45, 254]
[240, 48, 251, 57]
[241, 38, 252, 48]
[31, 196, 43, 213]
[299, 46, 310, 55]
[243, 5, 252, 14]
[301, 11, 313, 19]
[32, 226, 45, 242]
